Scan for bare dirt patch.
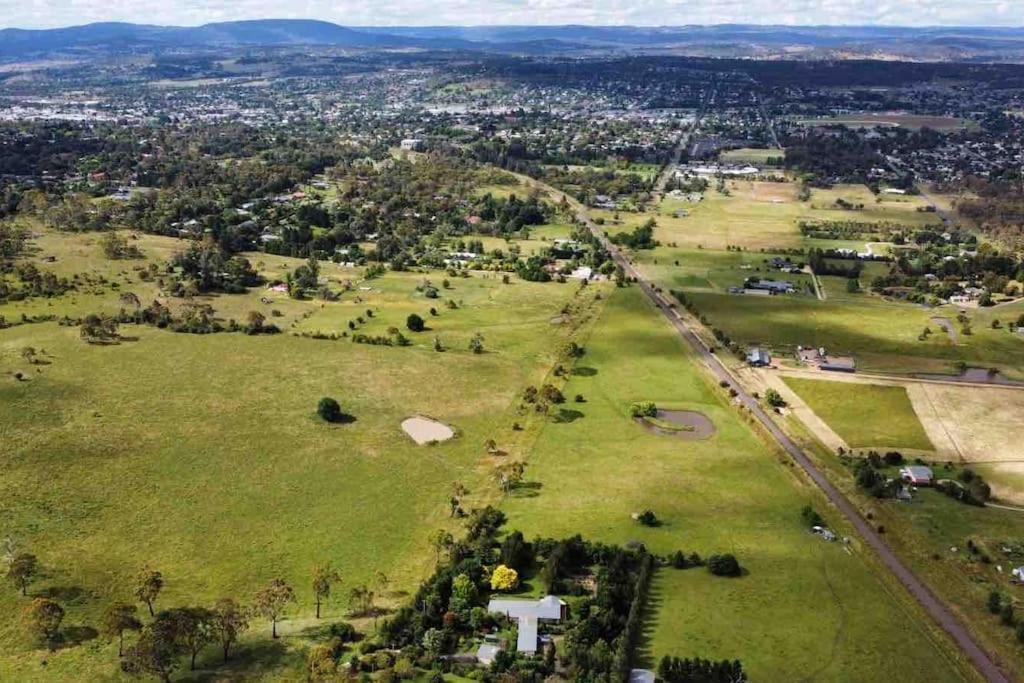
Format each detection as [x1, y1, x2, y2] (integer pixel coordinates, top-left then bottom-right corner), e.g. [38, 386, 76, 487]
[401, 416, 455, 445]
[635, 410, 716, 440]
[747, 181, 797, 203]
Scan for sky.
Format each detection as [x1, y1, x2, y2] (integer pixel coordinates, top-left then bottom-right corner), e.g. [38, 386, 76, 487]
[1, 0, 1023, 30]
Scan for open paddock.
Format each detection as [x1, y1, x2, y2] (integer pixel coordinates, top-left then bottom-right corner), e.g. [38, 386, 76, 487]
[797, 113, 974, 132]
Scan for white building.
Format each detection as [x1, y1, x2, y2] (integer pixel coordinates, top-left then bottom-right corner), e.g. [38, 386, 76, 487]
[487, 595, 567, 654]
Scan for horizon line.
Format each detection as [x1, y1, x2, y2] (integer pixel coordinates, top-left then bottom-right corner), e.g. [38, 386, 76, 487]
[3, 19, 1024, 31]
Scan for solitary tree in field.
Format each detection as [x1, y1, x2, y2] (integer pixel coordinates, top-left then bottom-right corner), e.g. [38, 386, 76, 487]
[7, 552, 38, 596]
[253, 578, 295, 639]
[22, 597, 63, 648]
[312, 564, 342, 619]
[495, 461, 526, 495]
[428, 529, 455, 565]
[406, 313, 425, 332]
[134, 567, 164, 616]
[468, 332, 485, 354]
[374, 570, 391, 599]
[317, 397, 343, 423]
[212, 597, 249, 663]
[101, 602, 142, 657]
[449, 481, 469, 517]
[245, 310, 266, 333]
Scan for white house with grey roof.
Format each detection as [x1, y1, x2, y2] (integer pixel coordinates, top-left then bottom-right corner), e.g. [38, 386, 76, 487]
[487, 595, 567, 654]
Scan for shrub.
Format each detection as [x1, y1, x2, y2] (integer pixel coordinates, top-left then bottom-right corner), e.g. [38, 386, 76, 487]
[636, 510, 659, 527]
[630, 401, 658, 418]
[317, 397, 343, 423]
[406, 314, 425, 332]
[801, 505, 823, 529]
[883, 451, 904, 466]
[707, 554, 741, 577]
[764, 388, 786, 408]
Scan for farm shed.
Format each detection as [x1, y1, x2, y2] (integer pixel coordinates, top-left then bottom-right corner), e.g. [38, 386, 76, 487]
[900, 466, 934, 486]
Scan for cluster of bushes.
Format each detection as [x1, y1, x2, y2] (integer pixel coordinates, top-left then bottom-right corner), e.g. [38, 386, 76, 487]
[609, 219, 658, 250]
[629, 401, 658, 418]
[0, 262, 75, 302]
[522, 384, 566, 412]
[853, 458, 901, 499]
[936, 468, 991, 507]
[658, 656, 747, 682]
[986, 591, 1024, 644]
[352, 332, 410, 347]
[104, 303, 280, 336]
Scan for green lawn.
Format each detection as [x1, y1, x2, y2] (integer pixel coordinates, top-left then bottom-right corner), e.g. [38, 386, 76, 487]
[719, 147, 785, 164]
[783, 377, 934, 451]
[0, 261, 597, 679]
[499, 287, 964, 681]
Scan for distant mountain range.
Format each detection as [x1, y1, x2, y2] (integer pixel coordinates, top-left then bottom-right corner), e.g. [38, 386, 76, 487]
[2, 20, 1024, 60]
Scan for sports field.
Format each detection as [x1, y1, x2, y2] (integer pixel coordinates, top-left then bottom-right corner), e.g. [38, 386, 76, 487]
[500, 287, 965, 681]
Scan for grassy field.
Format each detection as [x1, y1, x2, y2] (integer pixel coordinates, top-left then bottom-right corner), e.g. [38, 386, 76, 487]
[779, 408, 1024, 683]
[609, 176, 1024, 379]
[0, 229, 600, 679]
[782, 377, 935, 451]
[719, 147, 785, 164]
[499, 287, 965, 681]
[796, 114, 975, 132]
[598, 180, 942, 253]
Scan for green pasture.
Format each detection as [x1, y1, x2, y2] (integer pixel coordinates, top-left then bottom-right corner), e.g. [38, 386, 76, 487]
[782, 377, 935, 451]
[499, 287, 964, 682]
[0, 254, 592, 679]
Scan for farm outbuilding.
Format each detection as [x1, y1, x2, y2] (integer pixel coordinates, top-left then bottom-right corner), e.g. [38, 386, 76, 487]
[900, 466, 934, 486]
[747, 347, 772, 367]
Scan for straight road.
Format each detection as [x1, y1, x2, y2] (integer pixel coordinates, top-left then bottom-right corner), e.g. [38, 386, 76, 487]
[600, 218, 1009, 683]
[650, 87, 712, 204]
[513, 119, 1009, 682]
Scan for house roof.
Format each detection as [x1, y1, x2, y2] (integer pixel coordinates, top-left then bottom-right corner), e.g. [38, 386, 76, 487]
[747, 348, 770, 362]
[517, 616, 538, 653]
[630, 670, 656, 683]
[487, 595, 565, 621]
[902, 466, 934, 480]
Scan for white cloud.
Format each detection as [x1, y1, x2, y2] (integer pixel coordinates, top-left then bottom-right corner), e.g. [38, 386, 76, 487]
[2, 0, 1023, 29]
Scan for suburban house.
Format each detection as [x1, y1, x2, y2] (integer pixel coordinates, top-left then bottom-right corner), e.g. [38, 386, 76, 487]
[400, 138, 425, 151]
[900, 466, 935, 486]
[747, 347, 771, 367]
[487, 595, 567, 655]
